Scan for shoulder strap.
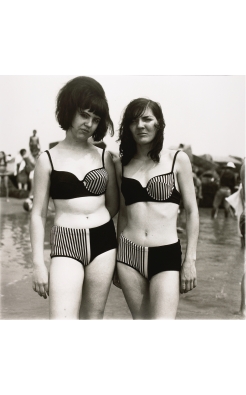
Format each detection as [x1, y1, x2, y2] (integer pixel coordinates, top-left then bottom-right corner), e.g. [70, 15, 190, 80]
[102, 148, 106, 167]
[171, 150, 180, 172]
[45, 150, 54, 170]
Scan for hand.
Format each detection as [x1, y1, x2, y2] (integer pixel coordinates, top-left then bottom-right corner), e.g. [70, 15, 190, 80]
[32, 264, 49, 299]
[180, 259, 197, 294]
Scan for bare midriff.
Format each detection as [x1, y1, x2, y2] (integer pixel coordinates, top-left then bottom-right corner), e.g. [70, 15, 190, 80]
[53, 195, 110, 229]
[123, 201, 179, 247]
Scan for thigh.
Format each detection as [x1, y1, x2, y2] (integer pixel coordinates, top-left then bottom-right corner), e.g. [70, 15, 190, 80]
[149, 271, 180, 319]
[80, 249, 116, 319]
[117, 262, 150, 319]
[49, 257, 84, 320]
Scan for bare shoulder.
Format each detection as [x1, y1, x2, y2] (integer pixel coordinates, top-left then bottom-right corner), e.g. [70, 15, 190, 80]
[175, 150, 192, 174]
[176, 149, 191, 163]
[36, 150, 50, 168]
[160, 148, 188, 163]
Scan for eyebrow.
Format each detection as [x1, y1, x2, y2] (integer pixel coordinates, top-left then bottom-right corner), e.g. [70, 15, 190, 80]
[82, 110, 101, 120]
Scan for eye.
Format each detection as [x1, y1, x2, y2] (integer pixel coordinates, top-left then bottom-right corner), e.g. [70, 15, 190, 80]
[93, 118, 100, 124]
[80, 111, 89, 118]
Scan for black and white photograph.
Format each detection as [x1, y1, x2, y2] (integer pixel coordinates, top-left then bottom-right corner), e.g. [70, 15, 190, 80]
[0, 1, 245, 394]
[1, 75, 245, 320]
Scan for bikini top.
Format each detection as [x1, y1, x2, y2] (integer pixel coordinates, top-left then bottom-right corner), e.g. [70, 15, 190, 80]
[45, 149, 108, 199]
[121, 150, 181, 206]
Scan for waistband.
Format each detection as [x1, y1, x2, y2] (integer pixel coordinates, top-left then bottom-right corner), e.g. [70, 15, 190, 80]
[51, 218, 113, 232]
[120, 233, 180, 249]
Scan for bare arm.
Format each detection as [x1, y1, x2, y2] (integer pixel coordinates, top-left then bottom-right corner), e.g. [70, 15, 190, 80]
[104, 150, 119, 219]
[29, 152, 51, 298]
[176, 151, 199, 293]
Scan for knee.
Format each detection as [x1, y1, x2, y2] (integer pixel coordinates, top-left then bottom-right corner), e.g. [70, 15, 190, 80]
[80, 308, 105, 320]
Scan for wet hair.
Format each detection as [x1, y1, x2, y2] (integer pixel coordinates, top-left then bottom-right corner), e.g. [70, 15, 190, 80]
[118, 98, 166, 165]
[56, 76, 114, 141]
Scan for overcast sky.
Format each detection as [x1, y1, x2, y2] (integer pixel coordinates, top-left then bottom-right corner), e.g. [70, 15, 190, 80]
[0, 75, 244, 159]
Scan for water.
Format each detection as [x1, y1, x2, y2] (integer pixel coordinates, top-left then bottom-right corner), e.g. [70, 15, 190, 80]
[0, 198, 245, 319]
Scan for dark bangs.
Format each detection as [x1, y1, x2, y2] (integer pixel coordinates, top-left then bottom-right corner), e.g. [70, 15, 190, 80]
[78, 93, 109, 119]
[124, 98, 150, 126]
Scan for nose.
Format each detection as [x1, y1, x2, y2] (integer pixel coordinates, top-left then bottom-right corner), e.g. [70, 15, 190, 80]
[85, 116, 93, 127]
[137, 118, 144, 128]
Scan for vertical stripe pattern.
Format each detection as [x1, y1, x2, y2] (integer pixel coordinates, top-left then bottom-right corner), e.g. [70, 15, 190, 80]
[117, 234, 148, 279]
[146, 173, 174, 201]
[50, 226, 91, 265]
[83, 168, 108, 195]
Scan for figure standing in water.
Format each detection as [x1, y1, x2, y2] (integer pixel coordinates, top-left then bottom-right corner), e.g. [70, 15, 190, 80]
[29, 130, 41, 159]
[115, 98, 199, 319]
[30, 76, 118, 319]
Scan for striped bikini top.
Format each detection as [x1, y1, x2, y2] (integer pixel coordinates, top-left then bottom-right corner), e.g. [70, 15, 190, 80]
[45, 149, 108, 199]
[121, 150, 181, 206]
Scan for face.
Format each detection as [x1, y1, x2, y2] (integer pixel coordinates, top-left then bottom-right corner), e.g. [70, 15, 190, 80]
[70, 109, 101, 140]
[129, 107, 159, 145]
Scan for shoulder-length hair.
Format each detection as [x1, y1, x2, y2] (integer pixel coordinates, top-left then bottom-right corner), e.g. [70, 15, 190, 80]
[56, 76, 114, 141]
[118, 98, 166, 166]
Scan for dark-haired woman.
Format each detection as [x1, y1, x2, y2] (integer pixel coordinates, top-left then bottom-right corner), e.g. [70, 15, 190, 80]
[115, 98, 199, 319]
[30, 76, 119, 319]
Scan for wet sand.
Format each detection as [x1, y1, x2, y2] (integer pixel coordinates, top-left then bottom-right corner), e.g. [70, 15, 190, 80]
[0, 197, 245, 320]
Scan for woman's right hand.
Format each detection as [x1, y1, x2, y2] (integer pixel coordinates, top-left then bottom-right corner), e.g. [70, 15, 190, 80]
[32, 264, 49, 299]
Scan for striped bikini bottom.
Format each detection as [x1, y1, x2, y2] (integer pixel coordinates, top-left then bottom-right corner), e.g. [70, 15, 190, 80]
[117, 234, 182, 280]
[50, 219, 117, 266]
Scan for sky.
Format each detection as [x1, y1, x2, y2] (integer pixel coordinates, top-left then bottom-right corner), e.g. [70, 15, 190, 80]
[0, 75, 245, 160]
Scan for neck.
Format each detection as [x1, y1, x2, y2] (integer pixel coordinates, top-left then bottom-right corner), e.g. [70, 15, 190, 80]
[134, 143, 152, 160]
[63, 131, 91, 149]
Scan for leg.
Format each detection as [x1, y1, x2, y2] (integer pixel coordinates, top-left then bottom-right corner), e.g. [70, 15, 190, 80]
[117, 262, 150, 319]
[149, 271, 180, 319]
[212, 189, 223, 218]
[49, 257, 84, 319]
[79, 249, 116, 319]
[240, 272, 246, 316]
[4, 176, 9, 201]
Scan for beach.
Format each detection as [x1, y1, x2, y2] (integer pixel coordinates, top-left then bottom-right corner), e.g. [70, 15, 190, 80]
[0, 197, 245, 320]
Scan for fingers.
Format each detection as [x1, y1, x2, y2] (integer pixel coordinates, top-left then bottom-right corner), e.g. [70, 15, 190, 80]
[32, 281, 49, 299]
[180, 278, 197, 294]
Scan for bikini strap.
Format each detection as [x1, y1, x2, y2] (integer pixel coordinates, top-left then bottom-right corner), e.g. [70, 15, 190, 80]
[102, 148, 106, 167]
[45, 150, 54, 170]
[171, 150, 181, 172]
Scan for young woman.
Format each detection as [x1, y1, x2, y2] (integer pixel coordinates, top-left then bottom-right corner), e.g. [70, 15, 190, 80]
[115, 98, 199, 319]
[30, 76, 119, 319]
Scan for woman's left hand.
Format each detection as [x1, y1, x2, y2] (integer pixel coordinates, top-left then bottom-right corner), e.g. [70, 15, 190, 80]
[180, 259, 197, 294]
